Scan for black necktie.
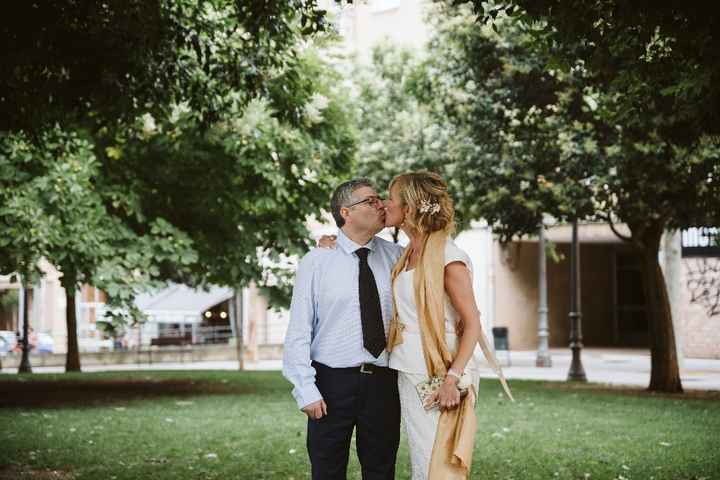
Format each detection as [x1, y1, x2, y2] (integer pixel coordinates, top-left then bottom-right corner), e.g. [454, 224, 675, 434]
[356, 248, 386, 358]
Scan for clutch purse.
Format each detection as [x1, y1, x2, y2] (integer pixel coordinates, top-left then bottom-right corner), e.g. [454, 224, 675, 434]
[415, 375, 469, 411]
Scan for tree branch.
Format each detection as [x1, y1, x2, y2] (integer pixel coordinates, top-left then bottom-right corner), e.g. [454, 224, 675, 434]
[599, 214, 633, 243]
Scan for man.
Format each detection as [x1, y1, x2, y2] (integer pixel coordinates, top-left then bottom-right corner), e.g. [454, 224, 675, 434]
[283, 178, 403, 480]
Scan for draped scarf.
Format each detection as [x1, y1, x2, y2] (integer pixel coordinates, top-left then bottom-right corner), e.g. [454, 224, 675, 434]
[387, 230, 514, 479]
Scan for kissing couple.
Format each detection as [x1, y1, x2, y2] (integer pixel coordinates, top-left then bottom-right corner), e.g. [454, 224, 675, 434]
[283, 171, 512, 480]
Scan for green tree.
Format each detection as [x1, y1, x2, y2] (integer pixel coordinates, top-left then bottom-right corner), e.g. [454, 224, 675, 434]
[349, 47, 435, 185]
[430, 2, 720, 392]
[1, 0, 354, 371]
[1, 0, 330, 132]
[0, 150, 54, 373]
[0, 128, 198, 371]
[104, 43, 355, 307]
[345, 44, 474, 238]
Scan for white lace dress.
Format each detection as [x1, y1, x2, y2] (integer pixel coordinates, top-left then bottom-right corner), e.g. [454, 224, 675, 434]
[389, 241, 481, 480]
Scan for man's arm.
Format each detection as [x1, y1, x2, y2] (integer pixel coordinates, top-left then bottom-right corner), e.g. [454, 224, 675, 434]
[282, 252, 326, 418]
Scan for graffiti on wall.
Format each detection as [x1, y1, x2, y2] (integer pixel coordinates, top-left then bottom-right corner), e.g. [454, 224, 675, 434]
[685, 258, 720, 317]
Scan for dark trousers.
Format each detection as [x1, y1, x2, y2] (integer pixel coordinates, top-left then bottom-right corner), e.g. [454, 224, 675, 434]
[308, 362, 401, 480]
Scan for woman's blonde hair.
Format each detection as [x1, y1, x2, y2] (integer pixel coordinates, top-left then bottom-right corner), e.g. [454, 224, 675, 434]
[388, 171, 455, 236]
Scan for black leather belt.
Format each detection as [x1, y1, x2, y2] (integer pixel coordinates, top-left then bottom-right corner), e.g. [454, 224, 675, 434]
[313, 361, 391, 375]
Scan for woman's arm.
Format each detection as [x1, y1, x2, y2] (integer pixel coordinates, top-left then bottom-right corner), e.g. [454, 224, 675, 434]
[433, 261, 482, 410]
[445, 261, 482, 373]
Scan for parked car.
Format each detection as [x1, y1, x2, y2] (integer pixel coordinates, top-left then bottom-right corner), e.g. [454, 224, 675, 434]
[36, 332, 55, 354]
[0, 330, 17, 355]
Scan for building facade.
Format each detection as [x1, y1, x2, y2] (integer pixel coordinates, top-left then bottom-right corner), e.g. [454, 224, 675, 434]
[488, 224, 719, 359]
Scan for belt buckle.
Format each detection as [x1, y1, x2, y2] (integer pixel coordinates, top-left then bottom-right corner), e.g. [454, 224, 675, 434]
[359, 363, 374, 374]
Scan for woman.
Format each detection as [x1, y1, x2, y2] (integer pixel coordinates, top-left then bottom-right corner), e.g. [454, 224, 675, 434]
[320, 171, 512, 479]
[384, 171, 484, 479]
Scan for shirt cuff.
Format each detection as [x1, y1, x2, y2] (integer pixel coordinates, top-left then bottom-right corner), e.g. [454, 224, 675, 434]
[293, 383, 323, 410]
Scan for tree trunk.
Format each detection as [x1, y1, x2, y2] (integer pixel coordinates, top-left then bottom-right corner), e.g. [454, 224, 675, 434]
[18, 279, 32, 374]
[65, 283, 81, 372]
[636, 225, 683, 393]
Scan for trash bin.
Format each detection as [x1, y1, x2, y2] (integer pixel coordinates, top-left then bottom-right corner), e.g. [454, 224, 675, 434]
[491, 327, 511, 366]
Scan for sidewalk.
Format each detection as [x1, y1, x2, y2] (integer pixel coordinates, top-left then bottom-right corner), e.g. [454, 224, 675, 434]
[475, 348, 720, 391]
[3, 348, 719, 390]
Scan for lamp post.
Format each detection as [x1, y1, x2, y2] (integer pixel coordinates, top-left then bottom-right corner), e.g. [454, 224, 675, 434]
[536, 224, 552, 367]
[233, 289, 245, 371]
[567, 220, 587, 381]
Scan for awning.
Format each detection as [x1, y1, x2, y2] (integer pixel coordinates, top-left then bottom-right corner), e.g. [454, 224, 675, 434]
[135, 284, 235, 324]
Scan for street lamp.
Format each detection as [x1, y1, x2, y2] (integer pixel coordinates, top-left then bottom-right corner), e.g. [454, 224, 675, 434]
[567, 220, 587, 382]
[536, 224, 552, 367]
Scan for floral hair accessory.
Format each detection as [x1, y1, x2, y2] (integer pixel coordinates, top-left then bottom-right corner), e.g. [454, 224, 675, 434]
[418, 199, 441, 215]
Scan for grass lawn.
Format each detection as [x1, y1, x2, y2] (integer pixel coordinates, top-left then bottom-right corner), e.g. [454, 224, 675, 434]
[1, 370, 719, 480]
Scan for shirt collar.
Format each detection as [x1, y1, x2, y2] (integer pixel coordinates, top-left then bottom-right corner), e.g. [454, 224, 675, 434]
[337, 229, 376, 255]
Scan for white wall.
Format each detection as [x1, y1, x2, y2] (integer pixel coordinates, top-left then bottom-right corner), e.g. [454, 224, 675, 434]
[455, 225, 495, 336]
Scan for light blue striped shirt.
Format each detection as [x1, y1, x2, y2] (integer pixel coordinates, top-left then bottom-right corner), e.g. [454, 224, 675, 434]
[282, 229, 404, 409]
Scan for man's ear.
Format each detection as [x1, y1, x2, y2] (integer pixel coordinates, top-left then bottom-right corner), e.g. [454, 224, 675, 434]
[340, 206, 351, 225]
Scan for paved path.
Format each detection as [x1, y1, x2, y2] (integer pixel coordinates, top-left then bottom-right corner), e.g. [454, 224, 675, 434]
[3, 348, 719, 390]
[476, 349, 720, 391]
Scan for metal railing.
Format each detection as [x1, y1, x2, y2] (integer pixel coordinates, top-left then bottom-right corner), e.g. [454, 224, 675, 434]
[151, 325, 234, 347]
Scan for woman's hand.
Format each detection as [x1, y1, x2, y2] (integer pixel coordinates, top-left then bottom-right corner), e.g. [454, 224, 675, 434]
[437, 376, 461, 411]
[317, 234, 337, 249]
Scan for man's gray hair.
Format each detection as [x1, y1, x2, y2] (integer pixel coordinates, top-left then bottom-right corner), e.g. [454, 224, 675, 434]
[330, 178, 374, 228]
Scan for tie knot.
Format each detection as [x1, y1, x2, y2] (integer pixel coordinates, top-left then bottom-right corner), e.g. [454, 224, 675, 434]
[355, 248, 370, 261]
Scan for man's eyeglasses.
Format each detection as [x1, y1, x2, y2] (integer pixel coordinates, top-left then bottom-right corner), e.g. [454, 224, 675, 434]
[345, 195, 384, 209]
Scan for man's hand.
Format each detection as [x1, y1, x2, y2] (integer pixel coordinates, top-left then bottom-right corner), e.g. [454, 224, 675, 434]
[302, 399, 328, 420]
